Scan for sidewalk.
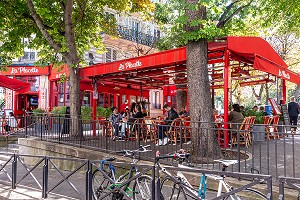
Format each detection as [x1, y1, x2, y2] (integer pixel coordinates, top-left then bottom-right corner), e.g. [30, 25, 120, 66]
[0, 182, 76, 200]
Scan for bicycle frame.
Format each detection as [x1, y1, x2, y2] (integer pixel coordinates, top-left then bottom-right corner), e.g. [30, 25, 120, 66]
[158, 162, 238, 200]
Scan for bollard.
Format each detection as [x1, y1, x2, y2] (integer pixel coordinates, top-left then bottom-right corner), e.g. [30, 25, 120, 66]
[42, 157, 49, 198]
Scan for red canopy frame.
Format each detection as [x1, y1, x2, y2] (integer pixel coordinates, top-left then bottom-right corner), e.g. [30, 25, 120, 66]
[81, 36, 300, 143]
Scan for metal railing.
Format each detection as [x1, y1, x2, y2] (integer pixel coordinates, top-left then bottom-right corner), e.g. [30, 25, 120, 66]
[21, 115, 300, 180]
[0, 152, 273, 199]
[278, 176, 300, 200]
[117, 25, 159, 47]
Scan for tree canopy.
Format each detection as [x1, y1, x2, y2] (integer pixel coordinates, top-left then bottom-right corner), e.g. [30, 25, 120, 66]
[0, 0, 154, 68]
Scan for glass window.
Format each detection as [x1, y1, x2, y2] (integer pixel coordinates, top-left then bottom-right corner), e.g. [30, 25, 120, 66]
[99, 93, 104, 107]
[110, 94, 114, 107]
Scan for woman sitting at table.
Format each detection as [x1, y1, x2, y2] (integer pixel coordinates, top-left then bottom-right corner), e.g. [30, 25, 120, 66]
[229, 104, 244, 130]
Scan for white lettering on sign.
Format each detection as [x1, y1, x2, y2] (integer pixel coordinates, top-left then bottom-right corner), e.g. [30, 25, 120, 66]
[10, 67, 39, 74]
[278, 69, 290, 79]
[118, 60, 142, 71]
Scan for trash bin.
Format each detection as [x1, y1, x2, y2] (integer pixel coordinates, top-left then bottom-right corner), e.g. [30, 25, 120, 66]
[252, 125, 265, 142]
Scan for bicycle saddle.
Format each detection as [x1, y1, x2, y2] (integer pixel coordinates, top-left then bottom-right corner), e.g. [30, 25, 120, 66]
[214, 159, 238, 166]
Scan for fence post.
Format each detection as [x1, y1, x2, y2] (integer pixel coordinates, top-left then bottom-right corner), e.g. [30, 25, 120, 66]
[266, 176, 273, 200]
[25, 115, 28, 137]
[179, 120, 183, 149]
[86, 160, 93, 200]
[151, 165, 155, 200]
[11, 154, 17, 189]
[138, 119, 141, 147]
[42, 157, 48, 198]
[278, 178, 284, 200]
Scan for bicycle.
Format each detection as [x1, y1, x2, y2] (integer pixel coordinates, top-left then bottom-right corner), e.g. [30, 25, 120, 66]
[92, 145, 153, 200]
[156, 150, 267, 200]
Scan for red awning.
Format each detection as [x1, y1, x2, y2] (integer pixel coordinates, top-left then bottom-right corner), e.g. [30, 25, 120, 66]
[0, 75, 30, 93]
[80, 36, 300, 86]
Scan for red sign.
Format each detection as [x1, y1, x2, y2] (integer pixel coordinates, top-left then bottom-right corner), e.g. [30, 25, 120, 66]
[268, 98, 281, 115]
[0, 66, 49, 76]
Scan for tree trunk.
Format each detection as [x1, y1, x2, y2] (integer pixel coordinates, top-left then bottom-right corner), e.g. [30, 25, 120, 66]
[186, 40, 221, 159]
[68, 66, 82, 137]
[176, 89, 187, 111]
[185, 0, 221, 160]
[265, 83, 269, 105]
[294, 85, 300, 100]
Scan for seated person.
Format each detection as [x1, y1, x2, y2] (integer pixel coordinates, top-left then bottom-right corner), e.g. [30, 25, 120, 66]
[179, 107, 189, 117]
[229, 104, 244, 130]
[109, 107, 123, 140]
[157, 104, 179, 146]
[259, 106, 268, 116]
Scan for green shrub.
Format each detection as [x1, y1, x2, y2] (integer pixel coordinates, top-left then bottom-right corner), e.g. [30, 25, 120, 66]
[51, 106, 66, 117]
[81, 106, 92, 121]
[244, 108, 264, 124]
[32, 108, 47, 116]
[96, 106, 112, 118]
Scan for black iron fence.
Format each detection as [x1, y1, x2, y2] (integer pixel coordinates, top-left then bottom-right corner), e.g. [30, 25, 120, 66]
[0, 152, 273, 199]
[117, 25, 159, 47]
[20, 114, 300, 180]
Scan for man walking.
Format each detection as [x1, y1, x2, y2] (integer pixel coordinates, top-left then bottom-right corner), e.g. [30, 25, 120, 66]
[288, 96, 299, 132]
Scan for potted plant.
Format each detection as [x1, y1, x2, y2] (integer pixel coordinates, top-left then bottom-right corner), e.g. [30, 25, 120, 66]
[50, 106, 66, 133]
[244, 108, 265, 142]
[32, 108, 47, 133]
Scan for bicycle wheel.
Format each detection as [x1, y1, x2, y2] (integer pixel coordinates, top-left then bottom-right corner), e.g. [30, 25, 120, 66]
[160, 176, 188, 200]
[92, 169, 113, 200]
[223, 188, 267, 200]
[132, 175, 153, 200]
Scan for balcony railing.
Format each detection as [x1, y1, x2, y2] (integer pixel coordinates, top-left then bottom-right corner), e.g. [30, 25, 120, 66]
[117, 25, 159, 47]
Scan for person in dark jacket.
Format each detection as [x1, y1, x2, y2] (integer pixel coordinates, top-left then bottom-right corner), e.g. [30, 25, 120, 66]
[109, 107, 122, 140]
[157, 104, 179, 146]
[288, 96, 299, 132]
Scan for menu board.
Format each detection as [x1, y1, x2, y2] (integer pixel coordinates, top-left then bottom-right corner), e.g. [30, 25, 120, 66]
[268, 98, 282, 115]
[281, 104, 290, 131]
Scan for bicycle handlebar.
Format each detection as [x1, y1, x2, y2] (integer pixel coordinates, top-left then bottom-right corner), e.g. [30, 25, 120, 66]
[116, 145, 152, 157]
[156, 152, 190, 161]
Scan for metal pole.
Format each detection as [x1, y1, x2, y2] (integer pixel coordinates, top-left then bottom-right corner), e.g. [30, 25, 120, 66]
[86, 160, 92, 200]
[12, 154, 17, 189]
[42, 157, 49, 198]
[140, 82, 143, 101]
[223, 49, 230, 148]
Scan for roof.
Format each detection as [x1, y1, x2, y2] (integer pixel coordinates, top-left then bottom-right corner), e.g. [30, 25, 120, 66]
[0, 75, 30, 93]
[80, 36, 300, 90]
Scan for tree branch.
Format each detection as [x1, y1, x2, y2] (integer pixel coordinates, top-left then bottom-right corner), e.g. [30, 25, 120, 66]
[217, 0, 253, 28]
[75, 0, 87, 24]
[217, 0, 240, 28]
[26, 0, 62, 52]
[64, 0, 79, 64]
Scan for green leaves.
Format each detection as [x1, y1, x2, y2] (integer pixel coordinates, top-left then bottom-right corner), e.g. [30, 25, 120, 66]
[0, 0, 154, 67]
[154, 0, 256, 49]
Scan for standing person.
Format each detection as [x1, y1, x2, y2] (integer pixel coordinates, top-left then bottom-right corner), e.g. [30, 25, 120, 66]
[288, 96, 299, 132]
[157, 104, 179, 146]
[109, 107, 122, 140]
[120, 108, 131, 139]
[5, 112, 17, 134]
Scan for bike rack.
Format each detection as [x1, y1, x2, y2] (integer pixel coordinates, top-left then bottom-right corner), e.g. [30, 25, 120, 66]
[278, 176, 300, 200]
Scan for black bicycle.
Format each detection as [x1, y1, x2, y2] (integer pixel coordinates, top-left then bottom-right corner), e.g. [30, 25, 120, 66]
[92, 145, 153, 200]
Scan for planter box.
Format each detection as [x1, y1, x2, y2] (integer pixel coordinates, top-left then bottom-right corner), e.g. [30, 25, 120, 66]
[252, 125, 265, 142]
